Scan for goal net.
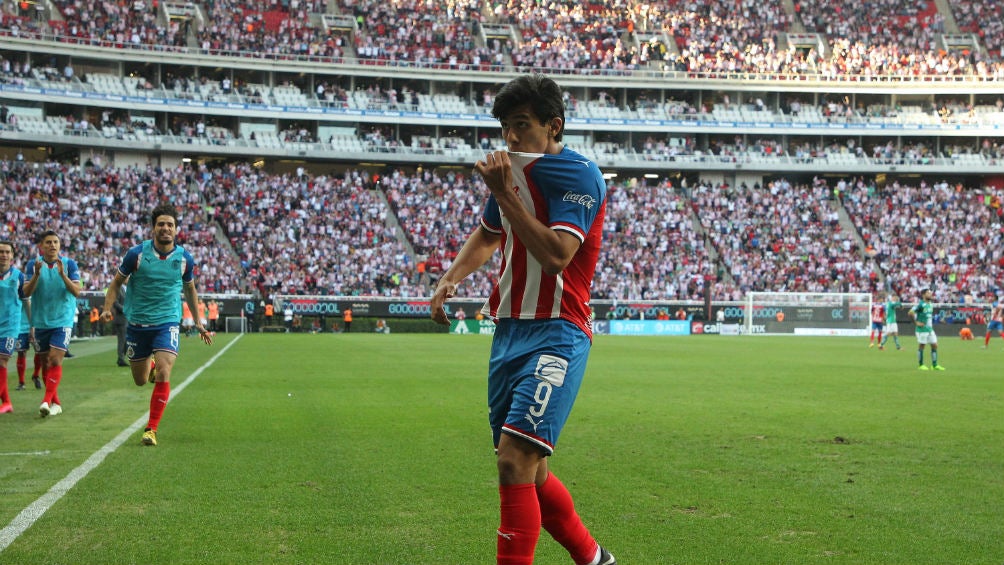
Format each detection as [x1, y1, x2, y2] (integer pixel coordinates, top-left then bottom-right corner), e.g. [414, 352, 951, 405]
[743, 292, 872, 336]
[225, 316, 248, 334]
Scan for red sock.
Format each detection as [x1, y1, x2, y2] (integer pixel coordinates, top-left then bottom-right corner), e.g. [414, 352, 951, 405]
[0, 366, 9, 404]
[147, 381, 171, 431]
[32, 353, 42, 377]
[16, 353, 26, 384]
[43, 365, 62, 405]
[537, 471, 598, 565]
[869, 331, 875, 342]
[498, 483, 541, 565]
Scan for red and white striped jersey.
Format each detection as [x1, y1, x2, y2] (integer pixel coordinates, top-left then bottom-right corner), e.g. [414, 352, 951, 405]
[871, 303, 885, 323]
[479, 148, 606, 338]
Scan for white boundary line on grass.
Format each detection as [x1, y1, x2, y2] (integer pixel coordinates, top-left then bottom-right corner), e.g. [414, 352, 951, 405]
[0, 334, 243, 554]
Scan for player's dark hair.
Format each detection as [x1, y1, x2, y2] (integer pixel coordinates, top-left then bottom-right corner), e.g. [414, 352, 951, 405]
[492, 73, 565, 142]
[151, 203, 179, 226]
[0, 240, 14, 255]
[37, 230, 58, 244]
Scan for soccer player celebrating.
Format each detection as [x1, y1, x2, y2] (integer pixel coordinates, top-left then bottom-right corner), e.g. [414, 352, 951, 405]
[879, 293, 903, 350]
[985, 296, 1003, 349]
[23, 231, 81, 417]
[868, 293, 885, 348]
[431, 74, 616, 565]
[909, 288, 945, 371]
[101, 203, 213, 446]
[0, 240, 27, 413]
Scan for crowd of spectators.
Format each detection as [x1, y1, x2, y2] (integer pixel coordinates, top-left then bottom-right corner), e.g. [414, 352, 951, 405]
[381, 167, 498, 298]
[49, 0, 187, 49]
[0, 158, 244, 294]
[5, 0, 1004, 77]
[594, 177, 729, 301]
[195, 162, 420, 298]
[197, 0, 343, 59]
[350, 0, 496, 69]
[690, 176, 882, 296]
[842, 177, 1004, 303]
[2, 156, 1001, 306]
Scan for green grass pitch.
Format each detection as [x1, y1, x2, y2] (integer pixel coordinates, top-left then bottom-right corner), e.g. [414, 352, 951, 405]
[0, 332, 1001, 564]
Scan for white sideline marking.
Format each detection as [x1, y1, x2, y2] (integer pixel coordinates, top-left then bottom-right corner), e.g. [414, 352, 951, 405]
[0, 451, 51, 457]
[0, 335, 242, 553]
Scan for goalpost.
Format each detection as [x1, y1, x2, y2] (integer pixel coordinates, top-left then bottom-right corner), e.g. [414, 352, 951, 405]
[744, 292, 872, 336]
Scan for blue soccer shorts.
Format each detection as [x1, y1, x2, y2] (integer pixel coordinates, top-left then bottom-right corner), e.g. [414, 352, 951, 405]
[15, 332, 33, 352]
[488, 318, 591, 456]
[988, 321, 1003, 332]
[126, 323, 181, 361]
[0, 335, 16, 357]
[34, 327, 72, 353]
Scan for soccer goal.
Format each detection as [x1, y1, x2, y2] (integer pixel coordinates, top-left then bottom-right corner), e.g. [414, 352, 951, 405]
[225, 316, 248, 334]
[743, 292, 872, 336]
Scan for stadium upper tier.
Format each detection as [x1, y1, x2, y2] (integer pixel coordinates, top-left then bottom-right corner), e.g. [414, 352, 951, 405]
[3, 61, 1004, 174]
[1, 0, 1004, 79]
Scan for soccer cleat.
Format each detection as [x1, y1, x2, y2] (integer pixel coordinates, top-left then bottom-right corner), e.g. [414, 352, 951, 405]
[32, 376, 41, 389]
[597, 546, 617, 565]
[868, 343, 875, 348]
[0, 402, 13, 414]
[142, 429, 158, 446]
[878, 346, 884, 351]
[48, 403, 63, 416]
[917, 365, 930, 371]
[16, 383, 25, 391]
[933, 365, 946, 371]
[148, 360, 157, 384]
[39, 402, 50, 417]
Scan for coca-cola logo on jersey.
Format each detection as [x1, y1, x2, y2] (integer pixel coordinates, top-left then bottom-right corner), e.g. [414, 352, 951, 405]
[562, 191, 597, 209]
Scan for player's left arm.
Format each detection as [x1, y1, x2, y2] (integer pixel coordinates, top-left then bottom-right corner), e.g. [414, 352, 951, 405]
[183, 280, 213, 345]
[180, 251, 212, 345]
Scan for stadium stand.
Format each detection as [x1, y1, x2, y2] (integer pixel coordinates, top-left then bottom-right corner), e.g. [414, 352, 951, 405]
[1, 0, 1003, 305]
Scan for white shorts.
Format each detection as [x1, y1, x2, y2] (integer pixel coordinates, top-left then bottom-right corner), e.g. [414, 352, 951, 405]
[916, 331, 938, 345]
[885, 322, 899, 334]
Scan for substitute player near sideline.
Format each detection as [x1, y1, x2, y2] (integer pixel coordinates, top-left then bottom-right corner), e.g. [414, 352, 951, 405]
[909, 289, 945, 371]
[101, 203, 213, 446]
[23, 230, 81, 417]
[431, 74, 615, 565]
[0, 240, 27, 413]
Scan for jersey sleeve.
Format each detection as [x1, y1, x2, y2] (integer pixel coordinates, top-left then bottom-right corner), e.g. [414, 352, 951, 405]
[24, 259, 36, 278]
[530, 155, 605, 243]
[65, 258, 81, 282]
[480, 193, 502, 234]
[117, 246, 143, 277]
[182, 249, 196, 283]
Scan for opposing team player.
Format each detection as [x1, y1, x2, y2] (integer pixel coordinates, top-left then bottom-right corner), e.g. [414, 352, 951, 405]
[910, 288, 945, 371]
[879, 292, 903, 350]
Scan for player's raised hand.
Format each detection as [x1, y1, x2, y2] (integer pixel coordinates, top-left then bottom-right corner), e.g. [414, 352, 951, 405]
[474, 151, 512, 198]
